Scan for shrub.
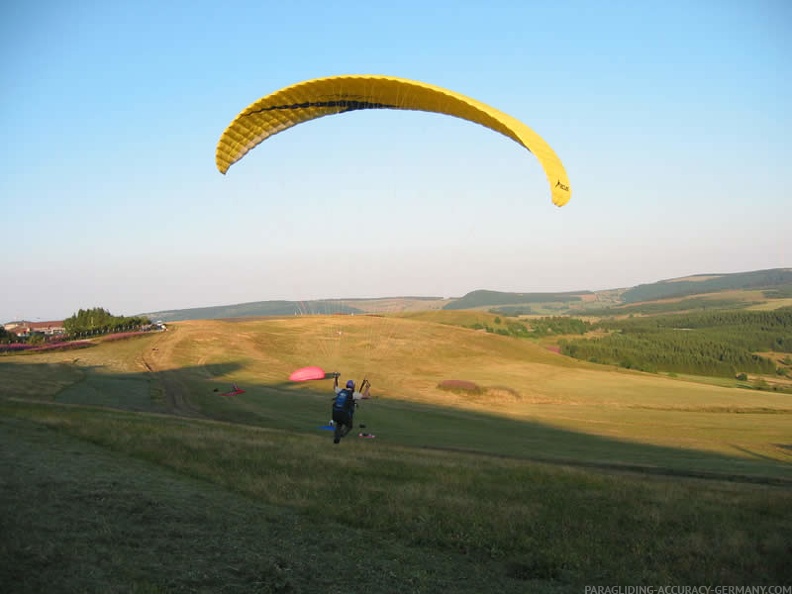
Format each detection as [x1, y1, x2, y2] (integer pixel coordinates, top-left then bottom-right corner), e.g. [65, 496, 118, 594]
[437, 379, 482, 395]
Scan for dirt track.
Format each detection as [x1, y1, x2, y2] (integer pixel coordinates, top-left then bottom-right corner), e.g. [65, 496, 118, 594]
[138, 331, 204, 418]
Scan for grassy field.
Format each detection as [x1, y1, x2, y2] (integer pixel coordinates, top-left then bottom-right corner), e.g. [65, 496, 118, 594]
[1, 316, 791, 591]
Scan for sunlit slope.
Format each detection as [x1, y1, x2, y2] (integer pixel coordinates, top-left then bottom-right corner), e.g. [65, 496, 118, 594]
[143, 317, 792, 464]
[153, 315, 579, 397]
[3, 316, 789, 470]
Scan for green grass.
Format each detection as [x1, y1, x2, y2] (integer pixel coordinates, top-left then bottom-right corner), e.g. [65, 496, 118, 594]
[2, 412, 519, 594]
[2, 402, 790, 592]
[1, 318, 791, 591]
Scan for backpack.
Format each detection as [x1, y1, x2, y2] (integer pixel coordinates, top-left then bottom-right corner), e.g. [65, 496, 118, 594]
[333, 389, 354, 413]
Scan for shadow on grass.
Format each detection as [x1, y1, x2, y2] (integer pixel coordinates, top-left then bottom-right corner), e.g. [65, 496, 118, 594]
[0, 359, 790, 485]
[1, 414, 533, 594]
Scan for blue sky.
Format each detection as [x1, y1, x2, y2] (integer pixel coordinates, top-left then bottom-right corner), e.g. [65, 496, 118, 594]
[2, 0, 790, 321]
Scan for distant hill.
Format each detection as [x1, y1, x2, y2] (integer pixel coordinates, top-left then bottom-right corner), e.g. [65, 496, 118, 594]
[142, 268, 791, 322]
[621, 268, 792, 303]
[442, 289, 592, 310]
[145, 296, 447, 322]
[146, 300, 362, 322]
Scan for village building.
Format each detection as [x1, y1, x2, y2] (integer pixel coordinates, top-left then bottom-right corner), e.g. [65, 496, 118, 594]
[3, 320, 66, 338]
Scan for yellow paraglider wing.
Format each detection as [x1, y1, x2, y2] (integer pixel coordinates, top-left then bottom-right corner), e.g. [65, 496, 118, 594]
[216, 75, 571, 207]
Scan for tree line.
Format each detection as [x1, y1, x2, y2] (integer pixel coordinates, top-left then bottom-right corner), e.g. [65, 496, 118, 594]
[63, 308, 151, 337]
[559, 308, 792, 377]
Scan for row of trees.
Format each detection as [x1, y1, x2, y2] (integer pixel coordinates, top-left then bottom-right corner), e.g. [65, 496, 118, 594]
[559, 309, 792, 377]
[2, 307, 152, 350]
[63, 308, 151, 337]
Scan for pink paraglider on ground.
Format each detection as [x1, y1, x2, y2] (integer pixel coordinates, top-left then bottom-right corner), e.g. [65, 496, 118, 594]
[289, 366, 327, 382]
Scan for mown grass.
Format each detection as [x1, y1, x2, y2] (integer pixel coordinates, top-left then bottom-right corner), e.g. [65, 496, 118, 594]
[2, 413, 516, 594]
[2, 400, 790, 591]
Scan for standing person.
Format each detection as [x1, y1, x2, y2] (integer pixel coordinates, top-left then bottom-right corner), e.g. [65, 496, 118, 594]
[331, 374, 370, 444]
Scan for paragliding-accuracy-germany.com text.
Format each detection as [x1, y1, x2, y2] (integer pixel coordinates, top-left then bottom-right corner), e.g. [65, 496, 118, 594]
[584, 587, 791, 594]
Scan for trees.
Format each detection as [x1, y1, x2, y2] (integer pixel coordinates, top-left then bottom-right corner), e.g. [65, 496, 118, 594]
[559, 309, 791, 377]
[63, 308, 150, 337]
[0, 326, 15, 344]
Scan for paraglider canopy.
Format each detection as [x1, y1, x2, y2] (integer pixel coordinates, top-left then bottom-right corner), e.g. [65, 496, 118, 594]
[289, 366, 328, 382]
[216, 74, 571, 207]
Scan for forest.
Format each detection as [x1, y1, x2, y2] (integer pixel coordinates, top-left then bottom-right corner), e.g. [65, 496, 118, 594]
[558, 309, 792, 379]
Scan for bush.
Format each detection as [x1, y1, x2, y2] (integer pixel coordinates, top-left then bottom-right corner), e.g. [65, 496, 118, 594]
[437, 379, 482, 395]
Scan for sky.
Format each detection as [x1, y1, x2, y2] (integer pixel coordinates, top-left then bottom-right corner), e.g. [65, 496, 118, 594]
[2, 0, 790, 322]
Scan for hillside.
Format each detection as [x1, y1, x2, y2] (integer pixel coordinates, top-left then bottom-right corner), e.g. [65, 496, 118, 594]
[4, 315, 790, 475]
[441, 289, 593, 310]
[145, 296, 449, 322]
[621, 268, 792, 303]
[141, 268, 792, 322]
[2, 312, 791, 590]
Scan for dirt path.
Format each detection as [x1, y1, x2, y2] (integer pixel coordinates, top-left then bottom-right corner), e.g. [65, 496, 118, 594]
[138, 330, 204, 418]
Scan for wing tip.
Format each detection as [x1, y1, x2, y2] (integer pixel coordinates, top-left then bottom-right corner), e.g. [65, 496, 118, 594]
[216, 157, 230, 175]
[552, 192, 571, 207]
[551, 180, 571, 207]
